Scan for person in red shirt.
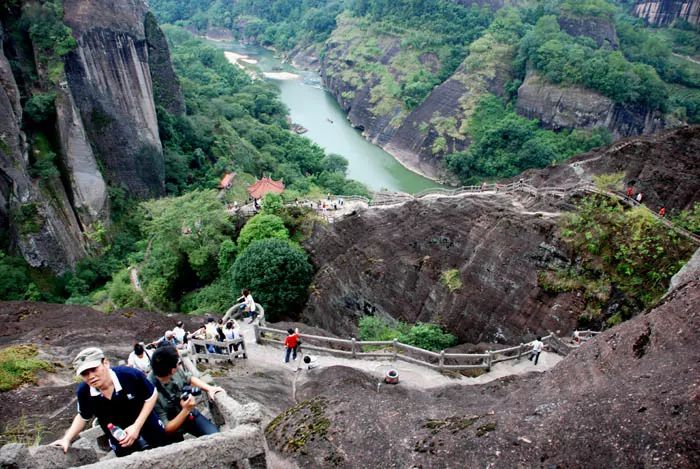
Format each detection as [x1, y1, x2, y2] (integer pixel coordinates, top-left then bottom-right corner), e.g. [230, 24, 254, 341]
[626, 186, 634, 198]
[284, 329, 299, 363]
[659, 207, 666, 218]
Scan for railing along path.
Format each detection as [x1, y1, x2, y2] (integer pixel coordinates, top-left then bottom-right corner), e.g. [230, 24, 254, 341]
[252, 325, 601, 372]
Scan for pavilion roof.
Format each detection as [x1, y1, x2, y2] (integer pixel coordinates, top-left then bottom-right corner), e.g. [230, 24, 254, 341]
[247, 177, 285, 199]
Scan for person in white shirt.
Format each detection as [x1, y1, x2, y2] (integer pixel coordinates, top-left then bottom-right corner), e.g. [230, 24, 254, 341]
[529, 337, 544, 365]
[239, 289, 256, 323]
[127, 343, 152, 374]
[222, 320, 241, 352]
[172, 321, 186, 344]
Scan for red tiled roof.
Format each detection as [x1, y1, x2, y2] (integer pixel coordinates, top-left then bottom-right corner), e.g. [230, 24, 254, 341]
[247, 177, 285, 199]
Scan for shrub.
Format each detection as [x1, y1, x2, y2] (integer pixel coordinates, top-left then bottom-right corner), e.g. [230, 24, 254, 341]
[440, 269, 462, 292]
[0, 252, 32, 301]
[399, 323, 457, 351]
[23, 93, 56, 124]
[0, 345, 53, 392]
[230, 239, 314, 321]
[237, 213, 289, 253]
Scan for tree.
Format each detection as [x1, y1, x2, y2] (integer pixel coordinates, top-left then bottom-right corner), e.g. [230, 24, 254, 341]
[230, 238, 313, 321]
[236, 213, 289, 252]
[399, 323, 457, 351]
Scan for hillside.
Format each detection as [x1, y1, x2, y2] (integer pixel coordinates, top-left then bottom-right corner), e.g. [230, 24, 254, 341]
[149, 0, 700, 183]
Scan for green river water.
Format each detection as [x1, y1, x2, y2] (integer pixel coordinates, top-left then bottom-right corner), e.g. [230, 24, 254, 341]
[209, 40, 441, 194]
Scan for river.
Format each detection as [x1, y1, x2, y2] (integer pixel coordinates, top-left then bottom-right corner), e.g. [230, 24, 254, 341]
[207, 40, 441, 194]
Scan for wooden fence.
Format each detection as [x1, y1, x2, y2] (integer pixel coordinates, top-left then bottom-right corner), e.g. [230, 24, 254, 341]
[253, 326, 595, 372]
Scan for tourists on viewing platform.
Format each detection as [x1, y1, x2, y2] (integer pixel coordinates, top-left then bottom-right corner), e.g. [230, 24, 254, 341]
[149, 346, 224, 441]
[529, 337, 544, 365]
[127, 343, 152, 374]
[284, 328, 300, 363]
[52, 347, 168, 457]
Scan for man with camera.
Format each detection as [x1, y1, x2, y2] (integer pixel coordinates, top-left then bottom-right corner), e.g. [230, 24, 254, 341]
[149, 346, 224, 441]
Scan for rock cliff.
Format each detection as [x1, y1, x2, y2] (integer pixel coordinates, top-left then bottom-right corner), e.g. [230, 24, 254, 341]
[62, 0, 166, 198]
[302, 194, 579, 345]
[516, 70, 665, 138]
[631, 0, 700, 26]
[0, 0, 182, 272]
[0, 25, 87, 272]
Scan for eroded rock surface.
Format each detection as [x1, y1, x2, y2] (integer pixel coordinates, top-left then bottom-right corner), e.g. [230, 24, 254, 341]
[632, 0, 700, 26]
[268, 265, 700, 468]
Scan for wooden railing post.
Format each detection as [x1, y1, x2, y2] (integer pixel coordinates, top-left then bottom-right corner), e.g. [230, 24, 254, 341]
[351, 338, 357, 359]
[253, 325, 261, 344]
[439, 350, 445, 371]
[517, 343, 524, 360]
[486, 351, 492, 371]
[392, 339, 398, 361]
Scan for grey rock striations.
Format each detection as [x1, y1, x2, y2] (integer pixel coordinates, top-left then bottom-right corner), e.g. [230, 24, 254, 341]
[62, 0, 165, 199]
[631, 0, 700, 26]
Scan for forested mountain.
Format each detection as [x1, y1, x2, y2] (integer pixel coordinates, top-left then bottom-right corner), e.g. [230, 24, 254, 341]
[150, 0, 700, 182]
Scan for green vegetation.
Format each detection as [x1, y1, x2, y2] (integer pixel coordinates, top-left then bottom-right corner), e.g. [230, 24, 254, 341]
[541, 195, 695, 326]
[237, 214, 289, 253]
[440, 269, 462, 293]
[592, 172, 625, 191]
[0, 345, 53, 392]
[0, 415, 44, 446]
[230, 238, 314, 322]
[673, 203, 700, 235]
[358, 316, 457, 351]
[0, 252, 34, 301]
[447, 95, 611, 184]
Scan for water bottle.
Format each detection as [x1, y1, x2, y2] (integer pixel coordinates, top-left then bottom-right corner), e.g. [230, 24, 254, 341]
[107, 423, 127, 442]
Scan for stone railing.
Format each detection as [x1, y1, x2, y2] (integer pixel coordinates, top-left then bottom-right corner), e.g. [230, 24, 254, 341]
[253, 326, 596, 372]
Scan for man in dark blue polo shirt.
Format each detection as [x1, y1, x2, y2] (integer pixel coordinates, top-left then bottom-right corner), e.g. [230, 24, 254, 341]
[52, 347, 169, 457]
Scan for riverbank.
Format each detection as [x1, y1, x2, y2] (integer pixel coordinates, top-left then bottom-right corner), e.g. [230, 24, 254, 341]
[223, 51, 299, 80]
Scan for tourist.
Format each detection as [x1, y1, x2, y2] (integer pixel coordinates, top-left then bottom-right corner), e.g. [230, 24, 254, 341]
[284, 328, 300, 363]
[172, 320, 186, 344]
[626, 186, 634, 198]
[241, 288, 257, 323]
[529, 337, 544, 365]
[636, 192, 643, 203]
[52, 347, 168, 457]
[149, 330, 179, 349]
[127, 343, 152, 374]
[149, 346, 224, 441]
[659, 206, 666, 218]
[223, 320, 241, 353]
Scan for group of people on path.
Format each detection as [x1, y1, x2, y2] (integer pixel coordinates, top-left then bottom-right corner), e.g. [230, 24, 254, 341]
[626, 185, 666, 217]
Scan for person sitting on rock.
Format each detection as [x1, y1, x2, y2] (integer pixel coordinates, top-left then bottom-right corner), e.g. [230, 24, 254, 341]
[127, 343, 152, 374]
[52, 347, 168, 457]
[149, 346, 224, 441]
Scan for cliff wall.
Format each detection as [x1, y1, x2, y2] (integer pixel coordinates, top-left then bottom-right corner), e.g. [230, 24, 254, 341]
[0, 0, 182, 272]
[516, 70, 665, 138]
[631, 0, 700, 26]
[0, 26, 87, 271]
[62, 0, 165, 198]
[302, 194, 580, 344]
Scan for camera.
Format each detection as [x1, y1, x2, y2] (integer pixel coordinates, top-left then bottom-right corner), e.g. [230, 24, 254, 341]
[180, 384, 201, 401]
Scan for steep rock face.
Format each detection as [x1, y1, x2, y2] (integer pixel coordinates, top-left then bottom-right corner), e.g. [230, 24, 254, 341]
[516, 70, 665, 138]
[62, 0, 165, 198]
[144, 12, 185, 115]
[0, 30, 87, 271]
[302, 195, 580, 344]
[632, 0, 700, 26]
[54, 85, 108, 226]
[524, 125, 700, 211]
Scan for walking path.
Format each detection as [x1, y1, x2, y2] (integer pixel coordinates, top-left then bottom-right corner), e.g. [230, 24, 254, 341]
[231, 320, 562, 391]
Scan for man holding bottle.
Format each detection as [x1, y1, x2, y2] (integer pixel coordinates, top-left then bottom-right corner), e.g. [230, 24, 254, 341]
[52, 347, 168, 457]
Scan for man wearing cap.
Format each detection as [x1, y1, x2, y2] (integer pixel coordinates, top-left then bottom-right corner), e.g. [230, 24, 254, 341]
[52, 347, 168, 457]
